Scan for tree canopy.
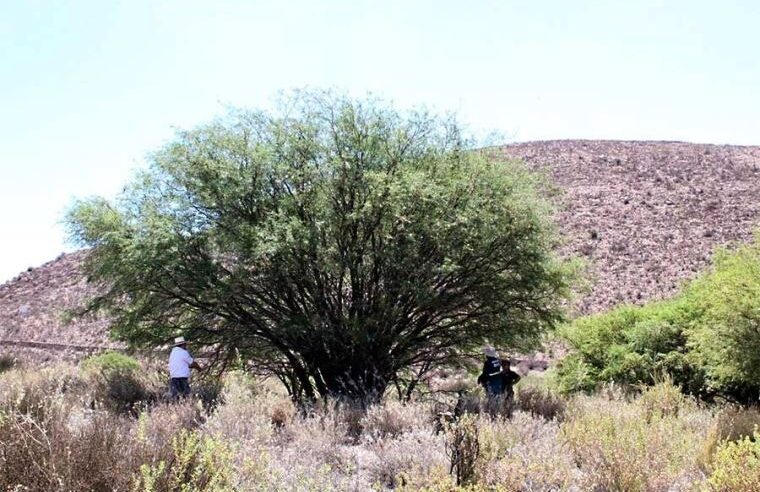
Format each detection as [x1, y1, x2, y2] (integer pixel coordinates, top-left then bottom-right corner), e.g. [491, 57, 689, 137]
[67, 91, 571, 402]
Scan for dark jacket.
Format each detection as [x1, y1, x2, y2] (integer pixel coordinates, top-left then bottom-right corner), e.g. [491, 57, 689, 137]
[477, 358, 521, 396]
[477, 356, 503, 387]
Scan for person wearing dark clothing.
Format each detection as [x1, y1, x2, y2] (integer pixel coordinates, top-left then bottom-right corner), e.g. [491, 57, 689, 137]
[478, 346, 504, 396]
[500, 359, 521, 400]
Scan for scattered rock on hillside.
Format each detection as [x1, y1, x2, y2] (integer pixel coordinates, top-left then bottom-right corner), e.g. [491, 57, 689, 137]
[502, 140, 760, 315]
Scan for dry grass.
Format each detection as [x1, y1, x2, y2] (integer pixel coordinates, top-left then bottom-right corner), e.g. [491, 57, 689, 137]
[3, 364, 759, 490]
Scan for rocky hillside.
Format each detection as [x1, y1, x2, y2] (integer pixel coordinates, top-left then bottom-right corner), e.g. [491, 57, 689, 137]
[501, 140, 760, 314]
[1, 140, 758, 354]
[0, 251, 116, 360]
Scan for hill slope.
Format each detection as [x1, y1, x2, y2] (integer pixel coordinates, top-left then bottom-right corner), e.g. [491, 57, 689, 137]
[501, 140, 760, 314]
[1, 140, 758, 354]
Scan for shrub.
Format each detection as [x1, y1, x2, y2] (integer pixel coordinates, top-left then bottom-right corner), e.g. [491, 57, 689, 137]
[82, 351, 141, 375]
[82, 352, 156, 414]
[699, 406, 760, 470]
[367, 430, 449, 489]
[686, 237, 760, 402]
[444, 389, 516, 420]
[0, 393, 135, 491]
[562, 395, 705, 491]
[446, 414, 481, 486]
[477, 412, 577, 491]
[0, 354, 17, 373]
[637, 376, 694, 422]
[707, 432, 760, 491]
[515, 385, 566, 421]
[362, 400, 432, 439]
[191, 377, 224, 412]
[556, 298, 702, 395]
[557, 234, 760, 402]
[0, 366, 85, 420]
[134, 429, 235, 492]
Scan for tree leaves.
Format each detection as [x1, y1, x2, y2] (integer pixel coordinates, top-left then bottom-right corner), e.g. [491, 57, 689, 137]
[67, 90, 570, 402]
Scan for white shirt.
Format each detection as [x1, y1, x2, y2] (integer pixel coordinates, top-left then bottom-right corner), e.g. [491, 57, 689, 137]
[168, 346, 194, 378]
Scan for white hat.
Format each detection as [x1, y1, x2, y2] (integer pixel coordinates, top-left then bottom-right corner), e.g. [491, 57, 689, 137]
[174, 336, 187, 346]
[482, 346, 499, 358]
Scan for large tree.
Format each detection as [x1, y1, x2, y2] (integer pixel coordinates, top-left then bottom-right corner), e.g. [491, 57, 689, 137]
[67, 91, 571, 402]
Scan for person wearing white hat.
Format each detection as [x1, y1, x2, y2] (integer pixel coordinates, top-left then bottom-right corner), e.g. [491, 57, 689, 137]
[477, 346, 504, 396]
[168, 336, 201, 398]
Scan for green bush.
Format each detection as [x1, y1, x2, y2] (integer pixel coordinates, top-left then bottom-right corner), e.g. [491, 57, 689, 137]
[82, 351, 155, 414]
[134, 429, 235, 492]
[686, 239, 760, 403]
[698, 406, 760, 471]
[706, 432, 760, 491]
[555, 298, 704, 395]
[557, 234, 760, 402]
[82, 351, 141, 376]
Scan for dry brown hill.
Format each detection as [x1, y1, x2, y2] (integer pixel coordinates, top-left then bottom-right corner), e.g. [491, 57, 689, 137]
[501, 140, 760, 314]
[1, 140, 758, 358]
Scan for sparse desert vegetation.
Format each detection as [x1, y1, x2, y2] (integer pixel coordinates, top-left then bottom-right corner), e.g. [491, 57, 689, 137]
[2, 358, 760, 491]
[3, 1, 760, 490]
[1, 94, 759, 491]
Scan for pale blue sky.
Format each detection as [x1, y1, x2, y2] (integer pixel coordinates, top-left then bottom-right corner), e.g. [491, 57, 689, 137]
[1, 0, 758, 282]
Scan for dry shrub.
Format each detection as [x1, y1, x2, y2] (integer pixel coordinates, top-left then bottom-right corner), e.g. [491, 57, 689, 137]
[562, 395, 705, 491]
[0, 366, 85, 419]
[637, 377, 694, 422]
[203, 376, 275, 444]
[0, 365, 209, 492]
[446, 414, 480, 486]
[0, 354, 17, 373]
[134, 400, 204, 452]
[477, 413, 577, 491]
[449, 390, 515, 420]
[324, 400, 366, 441]
[362, 399, 432, 439]
[255, 413, 356, 490]
[0, 394, 135, 491]
[81, 354, 162, 415]
[191, 377, 225, 412]
[239, 399, 361, 490]
[706, 432, 760, 492]
[515, 385, 566, 421]
[366, 429, 449, 489]
[699, 406, 760, 470]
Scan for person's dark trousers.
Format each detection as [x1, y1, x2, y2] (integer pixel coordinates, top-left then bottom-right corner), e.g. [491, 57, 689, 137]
[486, 377, 504, 396]
[170, 377, 191, 398]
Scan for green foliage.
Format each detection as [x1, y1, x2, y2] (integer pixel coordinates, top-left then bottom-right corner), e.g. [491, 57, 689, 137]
[82, 351, 141, 376]
[82, 352, 154, 414]
[67, 90, 571, 402]
[133, 429, 235, 492]
[557, 234, 760, 402]
[706, 432, 760, 491]
[556, 298, 703, 394]
[686, 239, 760, 401]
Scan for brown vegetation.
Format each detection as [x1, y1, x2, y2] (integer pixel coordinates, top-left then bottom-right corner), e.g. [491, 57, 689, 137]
[3, 364, 760, 491]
